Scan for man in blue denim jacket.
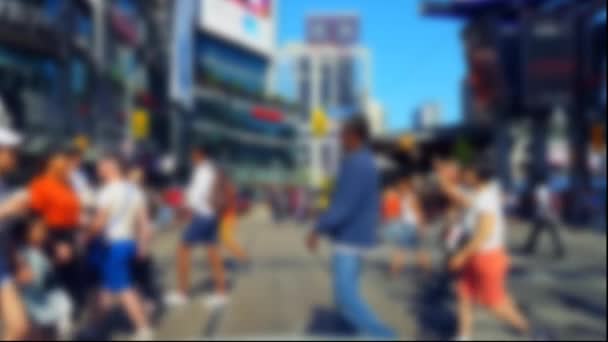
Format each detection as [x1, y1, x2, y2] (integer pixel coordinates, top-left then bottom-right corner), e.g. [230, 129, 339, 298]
[307, 117, 396, 339]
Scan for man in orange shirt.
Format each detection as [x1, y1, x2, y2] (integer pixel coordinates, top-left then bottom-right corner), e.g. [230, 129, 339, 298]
[28, 147, 83, 308]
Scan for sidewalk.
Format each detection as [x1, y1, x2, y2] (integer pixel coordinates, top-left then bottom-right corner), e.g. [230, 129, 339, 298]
[144, 210, 606, 340]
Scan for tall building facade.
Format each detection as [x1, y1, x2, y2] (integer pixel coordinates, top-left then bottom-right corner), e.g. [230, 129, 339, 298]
[1, 0, 300, 186]
[181, 0, 299, 185]
[296, 13, 367, 119]
[277, 13, 374, 188]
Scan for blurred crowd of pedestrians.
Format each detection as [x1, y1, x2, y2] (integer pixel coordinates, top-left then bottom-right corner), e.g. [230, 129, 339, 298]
[0, 112, 603, 341]
[0, 125, 254, 340]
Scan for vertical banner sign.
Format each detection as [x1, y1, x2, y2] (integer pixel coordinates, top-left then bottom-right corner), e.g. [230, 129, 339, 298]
[170, 0, 196, 109]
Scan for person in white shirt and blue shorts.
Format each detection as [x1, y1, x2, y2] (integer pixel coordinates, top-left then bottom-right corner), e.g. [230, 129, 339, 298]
[88, 154, 153, 340]
[165, 145, 228, 310]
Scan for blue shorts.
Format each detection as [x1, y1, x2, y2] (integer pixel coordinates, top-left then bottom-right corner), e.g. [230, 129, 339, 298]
[88, 240, 137, 293]
[0, 254, 10, 287]
[182, 215, 219, 246]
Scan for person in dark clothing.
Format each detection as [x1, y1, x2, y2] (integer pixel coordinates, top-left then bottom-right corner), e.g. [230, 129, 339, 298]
[523, 177, 566, 258]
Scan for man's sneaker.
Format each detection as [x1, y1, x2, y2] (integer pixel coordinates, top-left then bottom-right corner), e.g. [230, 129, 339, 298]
[164, 291, 188, 307]
[132, 328, 154, 341]
[203, 293, 229, 310]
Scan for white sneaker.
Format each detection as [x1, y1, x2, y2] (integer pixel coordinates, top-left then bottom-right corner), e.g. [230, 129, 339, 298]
[203, 293, 229, 310]
[132, 328, 154, 341]
[164, 291, 188, 307]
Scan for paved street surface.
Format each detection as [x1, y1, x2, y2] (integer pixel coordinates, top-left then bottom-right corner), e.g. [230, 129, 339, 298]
[135, 208, 606, 341]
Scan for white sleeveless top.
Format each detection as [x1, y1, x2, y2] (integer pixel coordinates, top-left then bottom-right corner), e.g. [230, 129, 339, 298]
[463, 182, 506, 252]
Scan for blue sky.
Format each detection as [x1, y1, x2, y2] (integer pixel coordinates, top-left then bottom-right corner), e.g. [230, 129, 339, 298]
[278, 0, 465, 132]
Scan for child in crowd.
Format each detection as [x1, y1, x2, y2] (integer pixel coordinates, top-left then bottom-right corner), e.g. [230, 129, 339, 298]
[15, 214, 73, 340]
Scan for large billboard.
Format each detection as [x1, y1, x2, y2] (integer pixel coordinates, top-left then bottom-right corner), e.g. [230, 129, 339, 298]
[522, 13, 576, 110]
[199, 0, 275, 56]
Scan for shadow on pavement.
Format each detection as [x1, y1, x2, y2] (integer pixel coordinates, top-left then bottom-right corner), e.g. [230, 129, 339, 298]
[561, 323, 607, 340]
[75, 308, 132, 341]
[411, 272, 457, 340]
[305, 307, 358, 338]
[551, 289, 607, 319]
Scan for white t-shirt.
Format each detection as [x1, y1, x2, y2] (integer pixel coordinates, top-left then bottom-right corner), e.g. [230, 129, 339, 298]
[97, 181, 146, 241]
[464, 182, 506, 252]
[71, 170, 94, 208]
[185, 161, 217, 217]
[401, 193, 419, 226]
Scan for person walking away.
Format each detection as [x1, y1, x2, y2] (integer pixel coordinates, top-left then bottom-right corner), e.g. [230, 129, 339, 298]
[306, 116, 396, 339]
[436, 160, 531, 341]
[165, 145, 227, 309]
[217, 170, 249, 264]
[27, 147, 84, 311]
[522, 177, 566, 258]
[389, 173, 430, 277]
[0, 127, 29, 340]
[88, 155, 153, 340]
[14, 214, 73, 340]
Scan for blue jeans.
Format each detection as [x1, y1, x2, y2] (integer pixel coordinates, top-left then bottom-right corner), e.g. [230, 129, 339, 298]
[332, 251, 396, 339]
[0, 253, 10, 287]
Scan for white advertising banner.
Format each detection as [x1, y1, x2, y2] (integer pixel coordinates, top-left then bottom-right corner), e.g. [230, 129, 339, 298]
[199, 0, 275, 56]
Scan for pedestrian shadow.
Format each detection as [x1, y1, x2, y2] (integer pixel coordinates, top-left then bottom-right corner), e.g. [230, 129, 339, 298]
[191, 278, 235, 295]
[551, 289, 607, 319]
[305, 307, 358, 338]
[75, 308, 133, 341]
[201, 305, 226, 339]
[561, 323, 607, 340]
[411, 272, 457, 340]
[509, 263, 532, 279]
